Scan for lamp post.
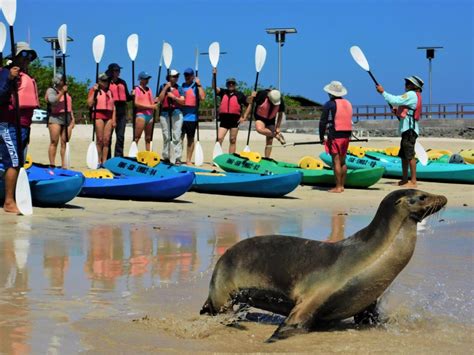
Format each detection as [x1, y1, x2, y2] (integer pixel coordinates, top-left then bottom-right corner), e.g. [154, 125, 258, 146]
[43, 35, 73, 76]
[417, 46, 443, 118]
[265, 28, 297, 91]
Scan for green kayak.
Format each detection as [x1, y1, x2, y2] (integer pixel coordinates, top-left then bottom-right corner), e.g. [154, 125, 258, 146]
[214, 154, 384, 188]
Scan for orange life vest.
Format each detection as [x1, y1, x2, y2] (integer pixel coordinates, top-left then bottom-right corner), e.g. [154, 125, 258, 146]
[161, 86, 181, 110]
[17, 72, 39, 109]
[256, 97, 279, 120]
[219, 94, 241, 115]
[183, 85, 196, 107]
[109, 81, 127, 102]
[46, 89, 72, 115]
[334, 98, 353, 131]
[134, 86, 154, 115]
[396, 92, 422, 121]
[93, 88, 114, 111]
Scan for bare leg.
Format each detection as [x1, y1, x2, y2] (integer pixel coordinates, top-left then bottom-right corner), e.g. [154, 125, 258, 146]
[329, 153, 344, 193]
[3, 167, 20, 213]
[341, 156, 347, 192]
[218, 126, 228, 150]
[95, 119, 105, 164]
[264, 136, 273, 158]
[144, 120, 153, 152]
[186, 137, 195, 164]
[255, 121, 275, 158]
[408, 158, 417, 186]
[60, 125, 67, 168]
[48, 123, 61, 166]
[228, 127, 238, 154]
[134, 117, 146, 145]
[102, 119, 114, 163]
[397, 158, 409, 186]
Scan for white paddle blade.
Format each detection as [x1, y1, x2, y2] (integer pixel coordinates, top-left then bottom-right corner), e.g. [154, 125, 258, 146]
[57, 24, 67, 54]
[86, 142, 99, 169]
[127, 33, 139, 61]
[243, 145, 251, 153]
[128, 141, 138, 158]
[2, 0, 17, 26]
[149, 141, 153, 152]
[415, 142, 428, 166]
[0, 22, 7, 53]
[212, 141, 223, 160]
[16, 168, 33, 216]
[162, 42, 172, 69]
[350, 46, 370, 71]
[195, 141, 204, 166]
[14, 238, 30, 269]
[255, 44, 267, 72]
[92, 34, 105, 64]
[64, 142, 71, 169]
[209, 42, 220, 68]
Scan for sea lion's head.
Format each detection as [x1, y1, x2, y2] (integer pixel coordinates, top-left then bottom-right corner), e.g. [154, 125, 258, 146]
[383, 189, 447, 223]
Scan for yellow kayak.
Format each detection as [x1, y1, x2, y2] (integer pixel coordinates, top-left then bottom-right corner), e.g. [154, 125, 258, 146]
[459, 149, 474, 164]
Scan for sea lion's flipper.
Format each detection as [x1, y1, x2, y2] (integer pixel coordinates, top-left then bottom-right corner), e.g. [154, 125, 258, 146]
[265, 320, 308, 343]
[232, 288, 294, 316]
[354, 301, 380, 325]
[200, 297, 216, 315]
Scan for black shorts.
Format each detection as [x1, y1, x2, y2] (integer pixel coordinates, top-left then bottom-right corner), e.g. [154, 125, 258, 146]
[399, 129, 417, 160]
[219, 114, 240, 129]
[181, 121, 197, 140]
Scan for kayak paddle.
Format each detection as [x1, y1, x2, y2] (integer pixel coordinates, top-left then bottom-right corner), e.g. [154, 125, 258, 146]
[3, 0, 32, 215]
[244, 44, 267, 153]
[266, 138, 369, 148]
[350, 45, 428, 165]
[150, 42, 164, 152]
[127, 33, 139, 158]
[86, 34, 105, 169]
[194, 46, 204, 166]
[57, 24, 70, 169]
[209, 42, 223, 160]
[162, 42, 173, 161]
[0, 22, 6, 62]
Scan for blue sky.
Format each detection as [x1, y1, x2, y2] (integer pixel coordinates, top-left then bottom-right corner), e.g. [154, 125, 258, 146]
[5, 0, 474, 105]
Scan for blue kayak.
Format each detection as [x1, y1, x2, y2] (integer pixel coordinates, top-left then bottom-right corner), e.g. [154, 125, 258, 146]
[52, 166, 194, 201]
[0, 163, 84, 207]
[319, 152, 474, 184]
[104, 157, 302, 197]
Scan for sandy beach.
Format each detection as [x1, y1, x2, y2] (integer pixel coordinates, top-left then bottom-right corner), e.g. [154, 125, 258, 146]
[1, 123, 473, 353]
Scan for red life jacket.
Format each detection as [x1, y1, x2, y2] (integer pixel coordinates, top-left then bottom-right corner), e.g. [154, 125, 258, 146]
[16, 72, 39, 109]
[219, 93, 241, 115]
[256, 97, 279, 120]
[396, 92, 422, 121]
[109, 81, 127, 102]
[46, 88, 72, 115]
[334, 98, 353, 131]
[134, 86, 154, 115]
[92, 88, 114, 111]
[183, 85, 196, 107]
[161, 86, 181, 110]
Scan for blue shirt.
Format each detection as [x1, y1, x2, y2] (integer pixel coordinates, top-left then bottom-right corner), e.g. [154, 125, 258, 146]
[382, 91, 420, 135]
[181, 82, 198, 122]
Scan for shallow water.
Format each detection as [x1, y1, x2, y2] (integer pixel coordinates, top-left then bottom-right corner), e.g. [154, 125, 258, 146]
[0, 207, 472, 353]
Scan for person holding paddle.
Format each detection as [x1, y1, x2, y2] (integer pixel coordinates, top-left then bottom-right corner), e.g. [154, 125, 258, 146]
[376, 76, 424, 188]
[46, 73, 75, 168]
[132, 71, 159, 152]
[212, 69, 248, 154]
[106, 63, 133, 157]
[157, 69, 185, 164]
[0, 42, 38, 213]
[181, 68, 205, 165]
[87, 73, 116, 166]
[319, 81, 353, 193]
[246, 89, 285, 158]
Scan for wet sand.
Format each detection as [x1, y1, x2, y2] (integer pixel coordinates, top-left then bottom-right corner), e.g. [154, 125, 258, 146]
[1, 124, 473, 353]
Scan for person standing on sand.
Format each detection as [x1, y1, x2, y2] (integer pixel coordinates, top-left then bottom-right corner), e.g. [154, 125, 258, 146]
[246, 88, 286, 158]
[212, 69, 248, 154]
[0, 42, 39, 213]
[376, 76, 424, 188]
[181, 68, 206, 165]
[319, 81, 353, 193]
[106, 63, 133, 157]
[45, 73, 75, 168]
[87, 73, 116, 166]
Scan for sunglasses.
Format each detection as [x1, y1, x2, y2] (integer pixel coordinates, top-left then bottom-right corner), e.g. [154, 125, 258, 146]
[20, 51, 34, 60]
[184, 73, 193, 77]
[226, 82, 236, 86]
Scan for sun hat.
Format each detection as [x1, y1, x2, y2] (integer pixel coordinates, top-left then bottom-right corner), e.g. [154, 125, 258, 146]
[226, 77, 237, 85]
[52, 73, 64, 86]
[138, 71, 152, 80]
[169, 69, 179, 76]
[14, 42, 37, 61]
[323, 81, 347, 97]
[268, 89, 281, 105]
[98, 72, 110, 81]
[184, 68, 194, 76]
[405, 76, 424, 90]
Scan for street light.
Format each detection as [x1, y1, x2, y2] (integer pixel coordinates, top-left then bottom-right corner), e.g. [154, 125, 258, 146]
[265, 27, 297, 91]
[43, 35, 74, 76]
[417, 46, 443, 118]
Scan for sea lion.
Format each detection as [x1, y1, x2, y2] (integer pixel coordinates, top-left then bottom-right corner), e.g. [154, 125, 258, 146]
[200, 189, 447, 342]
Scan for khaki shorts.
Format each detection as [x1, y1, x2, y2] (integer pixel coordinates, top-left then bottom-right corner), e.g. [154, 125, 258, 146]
[48, 113, 71, 126]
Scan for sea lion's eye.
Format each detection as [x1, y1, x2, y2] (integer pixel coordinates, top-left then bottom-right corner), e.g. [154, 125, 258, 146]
[419, 195, 426, 201]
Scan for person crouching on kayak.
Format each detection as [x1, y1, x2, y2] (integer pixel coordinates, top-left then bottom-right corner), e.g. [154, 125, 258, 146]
[181, 68, 206, 165]
[212, 69, 248, 154]
[87, 73, 116, 166]
[376, 76, 423, 188]
[132, 71, 159, 152]
[245, 89, 286, 158]
[46, 73, 75, 168]
[319, 81, 353, 193]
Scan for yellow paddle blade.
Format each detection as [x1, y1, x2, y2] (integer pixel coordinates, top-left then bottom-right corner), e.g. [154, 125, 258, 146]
[137, 151, 161, 167]
[384, 146, 400, 156]
[298, 156, 324, 170]
[348, 146, 365, 158]
[83, 169, 114, 179]
[239, 151, 262, 163]
[23, 154, 33, 169]
[459, 149, 474, 164]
